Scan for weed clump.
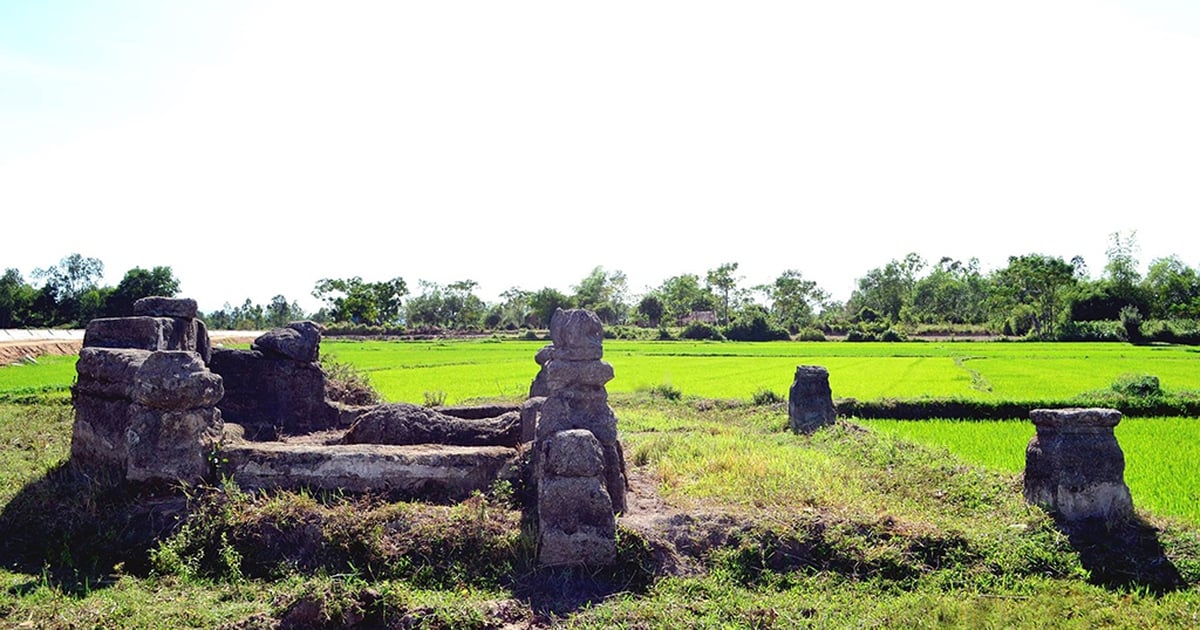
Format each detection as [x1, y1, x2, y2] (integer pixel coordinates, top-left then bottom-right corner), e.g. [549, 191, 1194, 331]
[321, 354, 381, 406]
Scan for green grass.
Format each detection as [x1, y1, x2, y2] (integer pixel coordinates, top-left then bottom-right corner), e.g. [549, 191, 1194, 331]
[862, 417, 1200, 525]
[0, 355, 76, 403]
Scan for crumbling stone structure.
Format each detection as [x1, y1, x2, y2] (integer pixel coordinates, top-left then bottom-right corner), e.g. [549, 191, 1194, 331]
[208, 321, 341, 439]
[71, 300, 631, 566]
[71, 297, 223, 483]
[531, 309, 626, 567]
[1024, 407, 1134, 524]
[788, 365, 836, 434]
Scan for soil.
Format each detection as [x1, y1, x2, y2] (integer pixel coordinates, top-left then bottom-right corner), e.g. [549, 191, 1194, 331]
[0, 339, 83, 366]
[0, 334, 259, 367]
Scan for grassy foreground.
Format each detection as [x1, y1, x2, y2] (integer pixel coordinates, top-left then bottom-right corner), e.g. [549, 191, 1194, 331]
[1, 395, 1199, 628]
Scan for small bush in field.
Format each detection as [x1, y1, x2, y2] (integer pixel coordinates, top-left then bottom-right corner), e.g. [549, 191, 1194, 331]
[751, 388, 784, 406]
[1112, 373, 1162, 398]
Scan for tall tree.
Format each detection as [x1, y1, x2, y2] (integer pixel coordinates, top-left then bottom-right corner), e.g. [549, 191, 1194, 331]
[847, 253, 924, 323]
[572, 266, 629, 324]
[313, 276, 407, 326]
[103, 266, 181, 317]
[992, 254, 1078, 337]
[32, 253, 105, 326]
[0, 269, 37, 327]
[657, 274, 716, 325]
[636, 294, 664, 327]
[706, 262, 742, 326]
[265, 295, 307, 327]
[760, 269, 829, 332]
[527, 287, 573, 329]
[906, 258, 990, 325]
[1142, 256, 1200, 318]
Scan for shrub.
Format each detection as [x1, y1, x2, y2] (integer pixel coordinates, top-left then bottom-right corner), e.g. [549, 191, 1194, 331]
[845, 329, 875, 342]
[1112, 373, 1162, 398]
[322, 355, 382, 405]
[751, 388, 785, 406]
[519, 330, 541, 341]
[879, 328, 906, 342]
[423, 390, 448, 407]
[795, 328, 826, 342]
[1120, 305, 1144, 342]
[681, 321, 724, 341]
[1054, 320, 1126, 342]
[656, 326, 674, 340]
[647, 382, 682, 401]
[723, 313, 789, 342]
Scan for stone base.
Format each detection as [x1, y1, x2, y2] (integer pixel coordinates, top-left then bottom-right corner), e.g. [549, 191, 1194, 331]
[222, 437, 519, 499]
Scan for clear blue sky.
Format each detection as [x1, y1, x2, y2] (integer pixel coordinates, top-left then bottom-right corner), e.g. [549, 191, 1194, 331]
[3, 1, 1199, 313]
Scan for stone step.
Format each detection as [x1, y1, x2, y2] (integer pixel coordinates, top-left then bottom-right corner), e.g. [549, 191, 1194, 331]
[222, 441, 519, 499]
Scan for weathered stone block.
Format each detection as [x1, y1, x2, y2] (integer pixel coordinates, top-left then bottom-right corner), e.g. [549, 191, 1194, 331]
[520, 397, 544, 444]
[209, 348, 337, 438]
[133, 296, 198, 319]
[543, 429, 604, 478]
[71, 394, 135, 475]
[222, 441, 519, 499]
[536, 391, 618, 443]
[343, 403, 521, 447]
[84, 317, 170, 351]
[788, 365, 836, 434]
[132, 351, 223, 410]
[83, 316, 203, 356]
[1024, 408, 1134, 524]
[541, 359, 614, 389]
[537, 475, 616, 566]
[126, 404, 223, 483]
[252, 321, 323, 363]
[549, 309, 604, 360]
[74, 347, 150, 399]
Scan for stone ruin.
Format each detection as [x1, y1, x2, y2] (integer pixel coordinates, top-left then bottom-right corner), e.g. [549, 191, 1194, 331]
[70, 299, 625, 568]
[71, 297, 223, 483]
[788, 365, 836, 434]
[1024, 407, 1135, 525]
[528, 309, 627, 566]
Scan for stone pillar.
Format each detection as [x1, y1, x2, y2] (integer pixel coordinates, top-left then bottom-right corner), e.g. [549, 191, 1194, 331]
[1024, 408, 1134, 524]
[537, 429, 617, 566]
[788, 365, 836, 434]
[126, 351, 224, 483]
[533, 308, 626, 567]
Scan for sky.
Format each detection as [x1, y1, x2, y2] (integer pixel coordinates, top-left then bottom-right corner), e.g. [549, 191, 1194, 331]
[3, 0, 1199, 314]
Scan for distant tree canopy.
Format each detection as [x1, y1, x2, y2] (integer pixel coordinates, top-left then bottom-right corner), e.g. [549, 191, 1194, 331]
[312, 276, 407, 326]
[0, 255, 181, 328]
[7, 233, 1200, 340]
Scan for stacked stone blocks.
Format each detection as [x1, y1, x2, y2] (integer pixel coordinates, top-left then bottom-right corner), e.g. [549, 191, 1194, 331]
[71, 297, 223, 484]
[532, 309, 627, 567]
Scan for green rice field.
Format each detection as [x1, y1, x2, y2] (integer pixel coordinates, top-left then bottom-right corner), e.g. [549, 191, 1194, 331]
[315, 339, 1200, 405]
[4, 339, 1200, 405]
[863, 417, 1200, 525]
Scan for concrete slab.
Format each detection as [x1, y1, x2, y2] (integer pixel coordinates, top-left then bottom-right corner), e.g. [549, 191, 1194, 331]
[223, 440, 519, 499]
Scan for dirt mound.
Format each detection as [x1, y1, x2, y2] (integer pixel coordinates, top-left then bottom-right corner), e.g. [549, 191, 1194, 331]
[0, 340, 82, 366]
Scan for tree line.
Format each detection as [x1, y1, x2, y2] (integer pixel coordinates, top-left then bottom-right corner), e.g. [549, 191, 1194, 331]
[4, 232, 1199, 341]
